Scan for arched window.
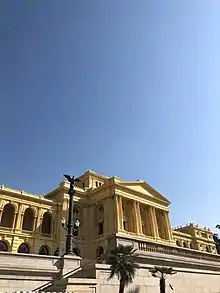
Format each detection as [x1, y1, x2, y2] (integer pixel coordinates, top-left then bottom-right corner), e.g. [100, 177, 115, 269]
[95, 205, 104, 235]
[41, 212, 52, 235]
[17, 243, 30, 254]
[122, 204, 128, 231]
[73, 206, 81, 237]
[0, 240, 8, 252]
[73, 247, 80, 256]
[0, 203, 15, 228]
[38, 245, 50, 255]
[22, 208, 35, 231]
[96, 246, 104, 258]
[205, 245, 210, 252]
[183, 241, 188, 248]
[176, 239, 181, 247]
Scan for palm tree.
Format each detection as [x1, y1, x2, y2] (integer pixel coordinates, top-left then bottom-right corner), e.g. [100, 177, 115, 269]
[107, 244, 139, 293]
[149, 266, 176, 293]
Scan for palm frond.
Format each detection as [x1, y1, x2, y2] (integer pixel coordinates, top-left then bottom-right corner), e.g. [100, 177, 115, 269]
[106, 244, 139, 287]
[149, 266, 176, 278]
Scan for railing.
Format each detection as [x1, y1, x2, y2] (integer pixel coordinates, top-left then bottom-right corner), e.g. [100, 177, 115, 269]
[138, 241, 220, 262]
[33, 256, 102, 292]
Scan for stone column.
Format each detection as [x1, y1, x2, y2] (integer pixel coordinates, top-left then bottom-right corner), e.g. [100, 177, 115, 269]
[35, 208, 43, 233]
[33, 216, 37, 232]
[0, 209, 3, 223]
[116, 195, 123, 230]
[12, 212, 17, 230]
[149, 206, 159, 238]
[164, 211, 173, 241]
[133, 201, 142, 234]
[15, 204, 23, 230]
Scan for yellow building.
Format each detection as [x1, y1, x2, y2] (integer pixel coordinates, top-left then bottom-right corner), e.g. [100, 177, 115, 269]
[0, 170, 217, 258]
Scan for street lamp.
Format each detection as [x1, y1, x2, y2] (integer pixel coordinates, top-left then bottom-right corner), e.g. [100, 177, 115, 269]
[62, 174, 80, 255]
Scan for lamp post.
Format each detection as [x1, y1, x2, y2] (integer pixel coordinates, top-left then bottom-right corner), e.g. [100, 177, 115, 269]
[62, 174, 80, 255]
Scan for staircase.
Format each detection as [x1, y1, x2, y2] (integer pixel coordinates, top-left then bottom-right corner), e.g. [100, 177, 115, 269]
[32, 257, 103, 292]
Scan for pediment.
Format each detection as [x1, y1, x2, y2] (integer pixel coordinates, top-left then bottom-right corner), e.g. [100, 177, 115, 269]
[117, 181, 170, 205]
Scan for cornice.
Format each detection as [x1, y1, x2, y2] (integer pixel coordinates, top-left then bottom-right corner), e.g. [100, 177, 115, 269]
[0, 187, 54, 205]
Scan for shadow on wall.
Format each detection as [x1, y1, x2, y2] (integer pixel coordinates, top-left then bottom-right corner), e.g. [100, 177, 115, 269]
[127, 286, 140, 293]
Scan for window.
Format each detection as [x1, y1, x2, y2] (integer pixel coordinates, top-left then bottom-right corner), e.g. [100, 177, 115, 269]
[122, 204, 128, 231]
[39, 245, 50, 255]
[95, 181, 98, 187]
[176, 240, 181, 247]
[22, 208, 35, 231]
[73, 247, 80, 256]
[0, 241, 8, 252]
[73, 206, 81, 237]
[183, 241, 188, 248]
[96, 205, 104, 235]
[96, 246, 104, 259]
[205, 245, 210, 252]
[73, 229, 79, 237]
[73, 207, 80, 214]
[41, 212, 52, 235]
[17, 243, 30, 254]
[98, 222, 104, 235]
[99, 182, 102, 187]
[1, 203, 15, 228]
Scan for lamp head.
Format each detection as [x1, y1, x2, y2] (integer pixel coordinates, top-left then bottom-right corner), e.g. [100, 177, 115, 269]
[74, 219, 80, 228]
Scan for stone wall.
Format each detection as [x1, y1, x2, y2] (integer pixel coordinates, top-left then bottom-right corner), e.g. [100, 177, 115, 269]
[0, 251, 80, 292]
[94, 263, 220, 293]
[1, 251, 220, 293]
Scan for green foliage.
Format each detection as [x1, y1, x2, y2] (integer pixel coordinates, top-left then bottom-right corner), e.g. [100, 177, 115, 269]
[149, 266, 176, 279]
[213, 233, 220, 254]
[107, 244, 139, 288]
[149, 266, 176, 293]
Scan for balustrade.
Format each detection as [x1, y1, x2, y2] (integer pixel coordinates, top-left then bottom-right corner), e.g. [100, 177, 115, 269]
[138, 240, 220, 262]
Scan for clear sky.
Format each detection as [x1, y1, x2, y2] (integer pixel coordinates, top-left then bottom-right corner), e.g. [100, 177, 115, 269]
[1, 0, 220, 230]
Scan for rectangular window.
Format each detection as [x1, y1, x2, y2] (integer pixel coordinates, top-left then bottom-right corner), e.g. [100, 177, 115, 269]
[99, 182, 102, 187]
[73, 230, 79, 237]
[95, 181, 98, 187]
[98, 222, 104, 235]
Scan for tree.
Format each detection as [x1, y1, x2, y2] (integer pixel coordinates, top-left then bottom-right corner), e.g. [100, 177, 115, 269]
[107, 244, 139, 293]
[149, 266, 176, 293]
[213, 233, 220, 254]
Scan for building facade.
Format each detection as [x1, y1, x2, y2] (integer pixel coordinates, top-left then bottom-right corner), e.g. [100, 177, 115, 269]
[0, 170, 217, 259]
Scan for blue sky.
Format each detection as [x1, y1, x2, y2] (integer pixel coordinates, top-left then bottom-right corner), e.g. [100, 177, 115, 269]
[1, 0, 220, 230]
